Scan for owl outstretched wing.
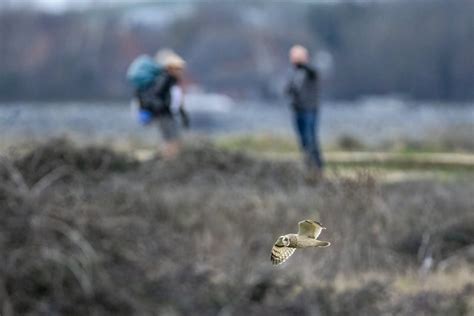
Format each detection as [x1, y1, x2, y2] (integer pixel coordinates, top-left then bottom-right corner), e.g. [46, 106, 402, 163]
[297, 220, 322, 239]
[271, 245, 296, 265]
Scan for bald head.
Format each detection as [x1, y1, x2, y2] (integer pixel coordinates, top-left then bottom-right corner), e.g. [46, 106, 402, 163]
[289, 45, 309, 65]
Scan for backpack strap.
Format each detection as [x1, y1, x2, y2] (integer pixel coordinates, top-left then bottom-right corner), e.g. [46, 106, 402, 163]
[136, 73, 175, 115]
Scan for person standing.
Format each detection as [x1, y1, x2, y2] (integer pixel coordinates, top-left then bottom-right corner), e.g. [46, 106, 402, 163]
[285, 45, 324, 176]
[154, 51, 188, 158]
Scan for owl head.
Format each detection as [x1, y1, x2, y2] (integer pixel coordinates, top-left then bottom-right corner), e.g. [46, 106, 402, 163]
[275, 235, 290, 247]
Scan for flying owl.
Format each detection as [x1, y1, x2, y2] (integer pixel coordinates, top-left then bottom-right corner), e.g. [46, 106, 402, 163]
[271, 220, 331, 265]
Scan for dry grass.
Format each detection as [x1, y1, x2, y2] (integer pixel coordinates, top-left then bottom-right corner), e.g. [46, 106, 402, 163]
[0, 139, 473, 315]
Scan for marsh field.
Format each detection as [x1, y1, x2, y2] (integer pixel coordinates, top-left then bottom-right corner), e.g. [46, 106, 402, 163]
[1, 101, 473, 315]
[3, 0, 474, 313]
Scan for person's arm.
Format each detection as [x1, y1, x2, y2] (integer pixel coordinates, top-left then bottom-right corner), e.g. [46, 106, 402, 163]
[300, 63, 318, 81]
[169, 85, 183, 115]
[285, 68, 299, 99]
[170, 85, 190, 128]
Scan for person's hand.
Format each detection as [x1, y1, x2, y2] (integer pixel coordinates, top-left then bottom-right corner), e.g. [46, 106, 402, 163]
[179, 107, 190, 129]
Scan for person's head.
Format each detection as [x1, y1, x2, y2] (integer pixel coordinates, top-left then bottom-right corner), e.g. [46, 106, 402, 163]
[289, 45, 309, 65]
[163, 53, 186, 79]
[155, 48, 175, 65]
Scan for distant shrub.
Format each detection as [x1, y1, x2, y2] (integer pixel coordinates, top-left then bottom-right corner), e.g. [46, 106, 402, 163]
[337, 135, 365, 151]
[10, 138, 137, 184]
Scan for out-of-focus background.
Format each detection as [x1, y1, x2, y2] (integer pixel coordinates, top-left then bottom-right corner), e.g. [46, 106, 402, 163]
[1, 0, 473, 148]
[0, 1, 473, 315]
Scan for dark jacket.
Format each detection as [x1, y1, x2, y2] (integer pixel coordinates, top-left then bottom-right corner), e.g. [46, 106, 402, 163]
[136, 72, 176, 116]
[285, 63, 319, 111]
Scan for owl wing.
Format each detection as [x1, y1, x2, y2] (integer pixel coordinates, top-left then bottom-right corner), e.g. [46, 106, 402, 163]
[271, 245, 296, 265]
[297, 220, 322, 239]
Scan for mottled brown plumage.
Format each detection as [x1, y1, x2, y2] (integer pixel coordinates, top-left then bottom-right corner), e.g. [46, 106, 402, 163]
[271, 220, 330, 265]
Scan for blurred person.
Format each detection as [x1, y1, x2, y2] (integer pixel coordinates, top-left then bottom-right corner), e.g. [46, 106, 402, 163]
[127, 50, 189, 158]
[154, 51, 189, 158]
[285, 45, 324, 178]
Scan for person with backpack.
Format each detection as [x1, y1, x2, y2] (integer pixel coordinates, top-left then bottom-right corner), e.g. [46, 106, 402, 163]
[127, 50, 188, 158]
[285, 45, 324, 178]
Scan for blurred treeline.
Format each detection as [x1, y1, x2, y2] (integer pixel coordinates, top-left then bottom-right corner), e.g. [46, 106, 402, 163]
[0, 0, 473, 101]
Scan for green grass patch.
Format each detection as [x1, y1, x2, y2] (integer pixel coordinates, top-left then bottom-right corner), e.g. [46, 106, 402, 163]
[326, 160, 474, 173]
[216, 134, 299, 153]
[216, 135, 474, 176]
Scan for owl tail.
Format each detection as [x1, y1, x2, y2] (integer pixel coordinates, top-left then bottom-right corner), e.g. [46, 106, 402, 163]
[315, 240, 331, 247]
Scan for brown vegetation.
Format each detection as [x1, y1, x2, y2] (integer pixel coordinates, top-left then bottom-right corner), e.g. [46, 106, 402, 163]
[1, 139, 473, 315]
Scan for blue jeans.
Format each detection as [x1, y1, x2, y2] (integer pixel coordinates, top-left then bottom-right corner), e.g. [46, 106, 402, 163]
[293, 109, 324, 170]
